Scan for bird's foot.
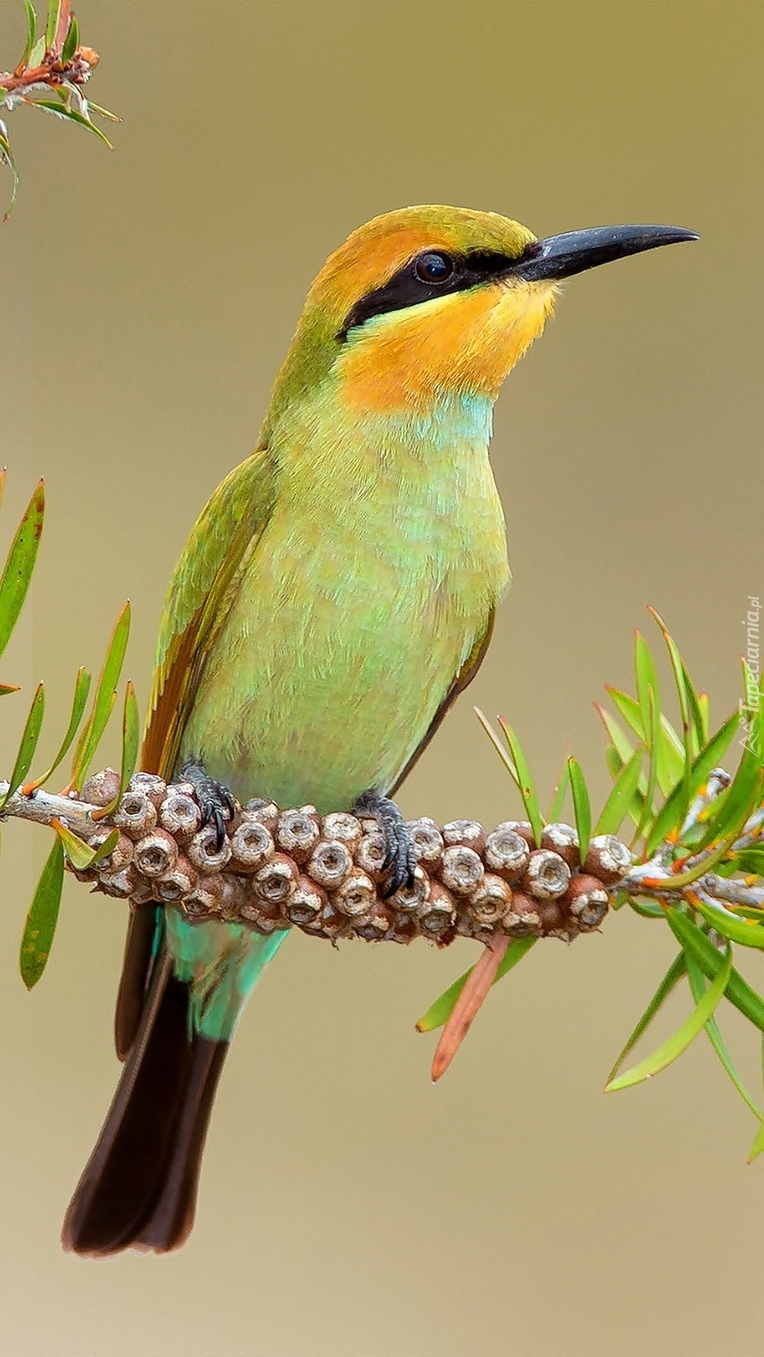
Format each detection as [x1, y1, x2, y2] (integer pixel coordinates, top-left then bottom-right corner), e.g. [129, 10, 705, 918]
[180, 758, 236, 849]
[352, 789, 416, 897]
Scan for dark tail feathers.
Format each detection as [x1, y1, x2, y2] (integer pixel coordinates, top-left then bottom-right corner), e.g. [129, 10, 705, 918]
[62, 955, 228, 1256]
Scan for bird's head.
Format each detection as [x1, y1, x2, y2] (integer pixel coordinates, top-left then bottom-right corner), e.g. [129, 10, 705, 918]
[267, 205, 697, 422]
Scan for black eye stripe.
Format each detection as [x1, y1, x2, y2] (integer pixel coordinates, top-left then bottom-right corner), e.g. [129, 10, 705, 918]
[340, 249, 518, 339]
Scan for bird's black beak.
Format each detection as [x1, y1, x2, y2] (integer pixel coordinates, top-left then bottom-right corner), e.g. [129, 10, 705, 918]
[513, 223, 699, 282]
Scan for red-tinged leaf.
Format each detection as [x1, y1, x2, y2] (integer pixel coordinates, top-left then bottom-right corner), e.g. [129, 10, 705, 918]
[416, 936, 537, 1033]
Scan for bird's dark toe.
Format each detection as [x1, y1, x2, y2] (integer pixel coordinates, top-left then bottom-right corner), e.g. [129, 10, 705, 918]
[180, 759, 235, 850]
[353, 789, 416, 898]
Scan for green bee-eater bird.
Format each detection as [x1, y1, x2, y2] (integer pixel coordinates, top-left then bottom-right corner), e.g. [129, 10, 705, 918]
[62, 206, 696, 1255]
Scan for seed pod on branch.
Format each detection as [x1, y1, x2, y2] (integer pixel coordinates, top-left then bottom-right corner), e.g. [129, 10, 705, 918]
[521, 849, 571, 901]
[114, 790, 157, 840]
[134, 828, 178, 879]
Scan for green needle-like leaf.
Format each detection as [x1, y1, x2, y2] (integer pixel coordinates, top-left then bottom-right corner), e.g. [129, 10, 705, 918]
[691, 896, 764, 950]
[29, 101, 115, 150]
[748, 1118, 764, 1164]
[24, 666, 91, 793]
[595, 702, 638, 767]
[416, 936, 537, 1032]
[0, 682, 44, 810]
[605, 942, 731, 1092]
[45, 0, 60, 49]
[61, 12, 79, 64]
[0, 479, 44, 661]
[19, 837, 64, 989]
[605, 686, 683, 798]
[498, 717, 543, 844]
[645, 710, 739, 857]
[607, 951, 687, 1085]
[685, 953, 762, 1119]
[474, 706, 518, 785]
[567, 756, 591, 864]
[120, 679, 140, 792]
[547, 743, 572, 822]
[732, 848, 764, 875]
[631, 685, 661, 844]
[595, 748, 644, 836]
[649, 607, 693, 820]
[23, 2, 37, 66]
[28, 34, 46, 67]
[634, 632, 660, 745]
[71, 602, 131, 790]
[666, 910, 764, 1034]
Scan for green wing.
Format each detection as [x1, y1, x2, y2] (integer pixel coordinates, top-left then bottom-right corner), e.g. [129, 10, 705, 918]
[142, 447, 279, 777]
[116, 447, 279, 1059]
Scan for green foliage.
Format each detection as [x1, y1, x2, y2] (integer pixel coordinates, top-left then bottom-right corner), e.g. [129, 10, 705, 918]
[0, 475, 134, 985]
[1, 1, 118, 218]
[423, 613, 764, 1155]
[19, 836, 63, 989]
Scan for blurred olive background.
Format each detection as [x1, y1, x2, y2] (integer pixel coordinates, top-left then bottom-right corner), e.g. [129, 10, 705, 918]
[0, 1, 762, 1354]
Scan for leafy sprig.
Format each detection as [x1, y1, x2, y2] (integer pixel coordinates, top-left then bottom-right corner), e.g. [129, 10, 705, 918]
[0, 476, 134, 985]
[423, 608, 764, 1158]
[0, 1, 118, 219]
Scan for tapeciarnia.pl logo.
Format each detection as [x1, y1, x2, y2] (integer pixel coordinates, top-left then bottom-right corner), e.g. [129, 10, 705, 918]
[739, 595, 761, 753]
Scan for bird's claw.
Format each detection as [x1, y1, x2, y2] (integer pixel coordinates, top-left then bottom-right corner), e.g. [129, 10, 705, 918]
[180, 759, 235, 850]
[353, 789, 416, 897]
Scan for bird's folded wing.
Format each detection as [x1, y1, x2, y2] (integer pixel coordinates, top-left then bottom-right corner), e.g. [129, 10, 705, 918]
[116, 447, 279, 1059]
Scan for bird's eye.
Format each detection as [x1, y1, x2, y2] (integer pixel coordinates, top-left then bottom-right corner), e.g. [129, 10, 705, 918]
[414, 251, 455, 284]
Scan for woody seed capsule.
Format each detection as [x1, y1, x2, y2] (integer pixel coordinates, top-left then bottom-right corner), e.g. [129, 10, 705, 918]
[88, 827, 133, 872]
[276, 807, 320, 862]
[127, 772, 168, 807]
[134, 828, 178, 878]
[307, 839, 353, 890]
[243, 799, 280, 832]
[484, 824, 531, 881]
[541, 822, 580, 870]
[406, 817, 444, 867]
[565, 875, 609, 930]
[354, 829, 387, 881]
[254, 853, 298, 907]
[521, 849, 571, 901]
[354, 901, 393, 940]
[229, 819, 274, 872]
[183, 873, 225, 918]
[188, 823, 232, 873]
[503, 889, 542, 937]
[467, 873, 512, 926]
[156, 855, 198, 902]
[333, 867, 376, 918]
[99, 864, 140, 899]
[82, 767, 122, 807]
[160, 791, 202, 842]
[443, 819, 485, 855]
[583, 835, 632, 885]
[286, 875, 327, 927]
[321, 812, 362, 852]
[418, 880, 456, 935]
[114, 790, 157, 840]
[389, 864, 430, 914]
[440, 845, 484, 895]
